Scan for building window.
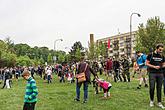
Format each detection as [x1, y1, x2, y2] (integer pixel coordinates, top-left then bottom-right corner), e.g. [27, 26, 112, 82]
[120, 42, 124, 47]
[120, 37, 124, 40]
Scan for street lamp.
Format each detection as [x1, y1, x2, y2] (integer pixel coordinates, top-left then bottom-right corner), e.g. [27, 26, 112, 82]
[54, 39, 63, 51]
[130, 13, 141, 38]
[129, 12, 141, 57]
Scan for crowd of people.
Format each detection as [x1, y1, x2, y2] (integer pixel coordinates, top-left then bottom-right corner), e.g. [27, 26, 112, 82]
[0, 44, 165, 109]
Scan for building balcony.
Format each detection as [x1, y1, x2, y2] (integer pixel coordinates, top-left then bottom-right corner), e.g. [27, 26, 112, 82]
[113, 40, 119, 45]
[125, 38, 131, 42]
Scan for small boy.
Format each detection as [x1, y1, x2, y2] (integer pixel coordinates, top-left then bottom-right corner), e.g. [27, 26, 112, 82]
[96, 78, 112, 98]
[22, 71, 38, 110]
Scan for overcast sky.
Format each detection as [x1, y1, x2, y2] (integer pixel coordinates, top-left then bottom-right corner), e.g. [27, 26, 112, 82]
[0, 0, 164, 52]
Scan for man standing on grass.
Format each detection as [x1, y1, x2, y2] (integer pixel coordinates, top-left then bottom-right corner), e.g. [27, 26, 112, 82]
[22, 71, 38, 110]
[146, 44, 165, 109]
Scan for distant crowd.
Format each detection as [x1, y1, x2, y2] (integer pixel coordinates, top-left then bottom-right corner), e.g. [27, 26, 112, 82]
[0, 43, 165, 109]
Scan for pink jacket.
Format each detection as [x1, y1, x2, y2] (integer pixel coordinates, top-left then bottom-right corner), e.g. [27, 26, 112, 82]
[98, 80, 112, 90]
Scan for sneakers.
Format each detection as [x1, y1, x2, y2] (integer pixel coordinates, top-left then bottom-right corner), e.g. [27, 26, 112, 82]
[157, 102, 165, 109]
[137, 85, 141, 89]
[82, 100, 87, 104]
[145, 84, 148, 88]
[150, 101, 154, 107]
[74, 98, 80, 102]
[149, 101, 165, 109]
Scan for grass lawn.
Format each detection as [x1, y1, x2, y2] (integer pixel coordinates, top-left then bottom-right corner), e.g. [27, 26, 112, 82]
[0, 74, 165, 110]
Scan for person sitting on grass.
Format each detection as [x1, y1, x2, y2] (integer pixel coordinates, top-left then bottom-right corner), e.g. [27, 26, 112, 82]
[22, 71, 38, 110]
[96, 78, 112, 98]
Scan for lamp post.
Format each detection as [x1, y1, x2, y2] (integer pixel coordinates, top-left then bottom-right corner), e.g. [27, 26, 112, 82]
[129, 13, 141, 57]
[54, 39, 63, 51]
[130, 13, 141, 38]
[53, 39, 63, 64]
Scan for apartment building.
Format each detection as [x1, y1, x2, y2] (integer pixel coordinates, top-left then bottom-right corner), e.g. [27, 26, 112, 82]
[96, 31, 137, 58]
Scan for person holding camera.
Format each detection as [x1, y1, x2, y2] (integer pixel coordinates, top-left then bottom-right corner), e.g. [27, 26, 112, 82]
[146, 44, 165, 109]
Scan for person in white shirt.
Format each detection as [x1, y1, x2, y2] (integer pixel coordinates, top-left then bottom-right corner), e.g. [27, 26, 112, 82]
[46, 68, 52, 84]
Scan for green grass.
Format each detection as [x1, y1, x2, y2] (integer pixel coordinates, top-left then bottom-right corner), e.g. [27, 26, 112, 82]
[0, 74, 165, 110]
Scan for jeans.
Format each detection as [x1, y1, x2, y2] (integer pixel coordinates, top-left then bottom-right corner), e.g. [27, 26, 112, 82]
[114, 70, 122, 82]
[149, 73, 163, 102]
[47, 75, 52, 84]
[76, 79, 88, 101]
[60, 75, 65, 83]
[122, 70, 130, 82]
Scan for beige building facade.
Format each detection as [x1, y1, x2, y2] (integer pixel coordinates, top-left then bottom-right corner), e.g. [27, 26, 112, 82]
[96, 31, 137, 58]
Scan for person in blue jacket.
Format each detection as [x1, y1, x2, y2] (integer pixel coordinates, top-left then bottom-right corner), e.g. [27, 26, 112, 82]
[136, 51, 148, 89]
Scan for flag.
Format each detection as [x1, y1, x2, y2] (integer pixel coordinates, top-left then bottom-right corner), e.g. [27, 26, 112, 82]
[107, 39, 110, 49]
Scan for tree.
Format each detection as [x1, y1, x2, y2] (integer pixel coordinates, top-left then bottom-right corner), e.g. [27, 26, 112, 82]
[14, 43, 31, 56]
[69, 41, 84, 61]
[58, 53, 65, 64]
[95, 44, 101, 60]
[75, 47, 82, 61]
[0, 40, 17, 67]
[16, 56, 32, 66]
[47, 53, 52, 64]
[4, 37, 15, 54]
[135, 16, 165, 53]
[100, 42, 107, 58]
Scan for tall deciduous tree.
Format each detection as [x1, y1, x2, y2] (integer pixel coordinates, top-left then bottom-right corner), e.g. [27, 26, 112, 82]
[69, 41, 84, 61]
[135, 16, 165, 53]
[47, 53, 52, 64]
[75, 47, 82, 61]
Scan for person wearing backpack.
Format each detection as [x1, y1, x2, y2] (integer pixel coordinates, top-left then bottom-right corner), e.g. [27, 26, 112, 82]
[136, 51, 148, 89]
[146, 44, 165, 109]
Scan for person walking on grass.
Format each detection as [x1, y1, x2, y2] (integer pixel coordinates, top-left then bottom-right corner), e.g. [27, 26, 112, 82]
[122, 56, 130, 82]
[46, 67, 52, 84]
[22, 71, 38, 110]
[146, 44, 165, 109]
[105, 58, 113, 79]
[136, 51, 148, 89]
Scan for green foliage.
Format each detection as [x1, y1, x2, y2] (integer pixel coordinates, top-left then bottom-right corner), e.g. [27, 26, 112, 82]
[99, 42, 107, 58]
[14, 43, 31, 56]
[4, 37, 15, 53]
[69, 41, 84, 61]
[0, 52, 17, 67]
[58, 53, 65, 64]
[75, 47, 82, 61]
[16, 56, 33, 66]
[0, 37, 72, 67]
[0, 40, 17, 67]
[65, 54, 71, 63]
[39, 57, 45, 65]
[47, 53, 53, 64]
[135, 16, 165, 53]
